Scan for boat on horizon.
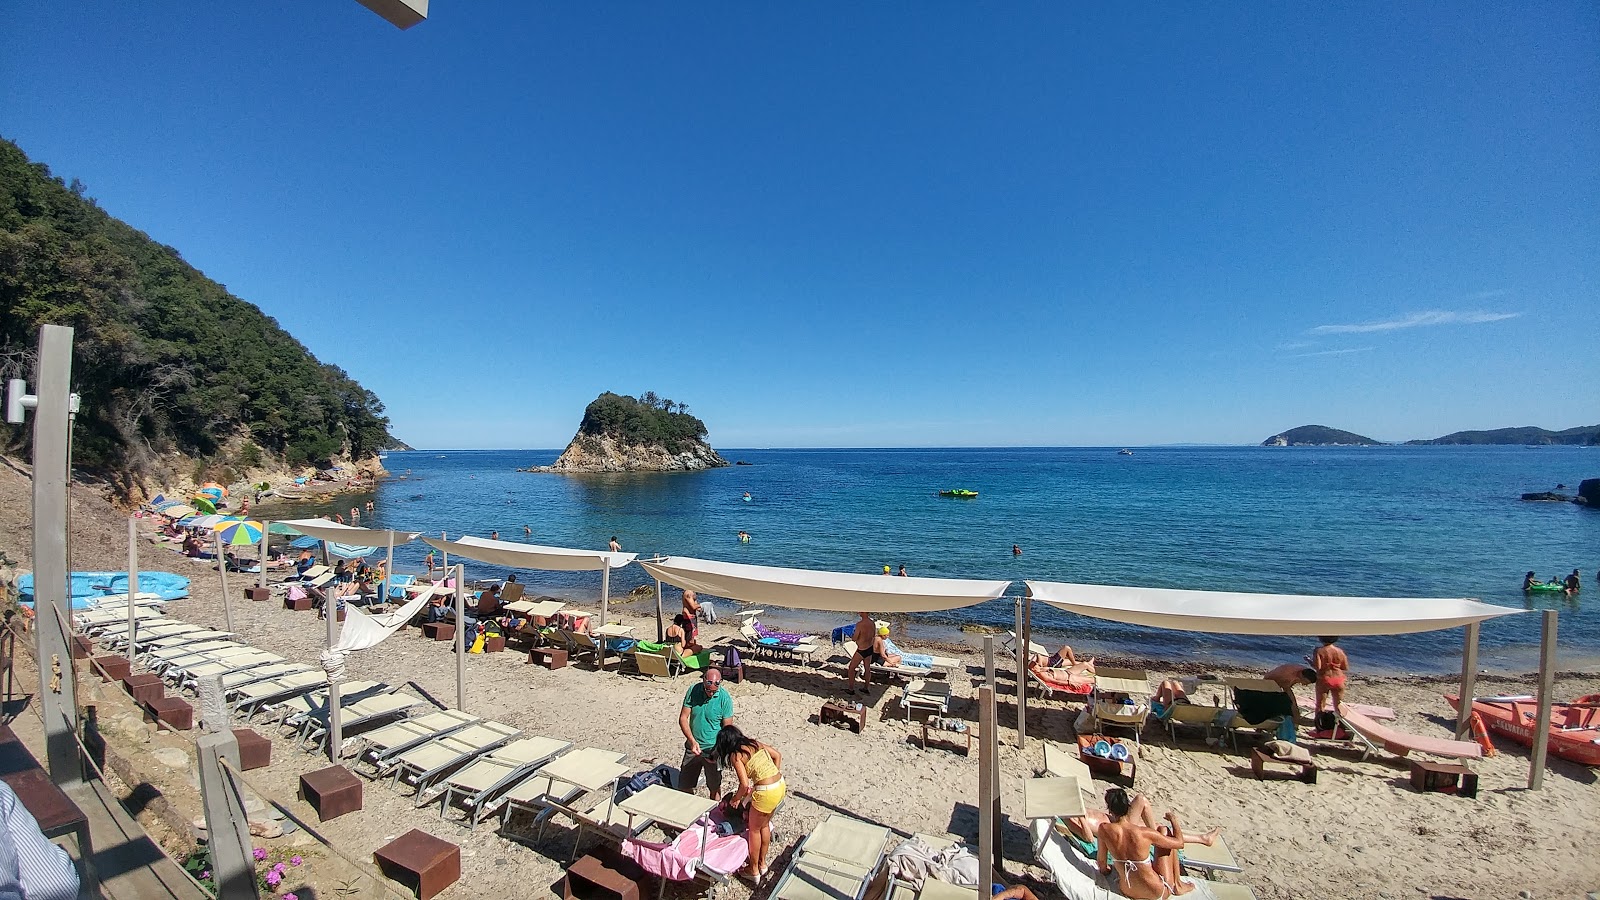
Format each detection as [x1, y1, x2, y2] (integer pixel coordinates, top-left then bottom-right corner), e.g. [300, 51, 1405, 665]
[1117, 448, 1134, 456]
[937, 489, 979, 498]
[1444, 693, 1600, 767]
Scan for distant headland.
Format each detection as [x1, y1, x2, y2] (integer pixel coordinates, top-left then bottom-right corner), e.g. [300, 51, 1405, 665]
[1264, 423, 1600, 447]
[521, 392, 729, 473]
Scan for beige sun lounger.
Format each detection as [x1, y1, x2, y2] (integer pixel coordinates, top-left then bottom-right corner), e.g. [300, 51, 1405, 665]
[383, 721, 522, 798]
[1031, 818, 1256, 900]
[901, 679, 953, 720]
[301, 692, 425, 751]
[148, 641, 247, 670]
[140, 629, 234, 650]
[354, 709, 482, 766]
[773, 814, 893, 900]
[230, 671, 331, 718]
[551, 793, 656, 862]
[77, 605, 166, 629]
[1337, 703, 1482, 762]
[632, 649, 673, 678]
[498, 748, 629, 845]
[843, 641, 957, 681]
[436, 736, 572, 827]
[264, 680, 385, 727]
[168, 651, 283, 683]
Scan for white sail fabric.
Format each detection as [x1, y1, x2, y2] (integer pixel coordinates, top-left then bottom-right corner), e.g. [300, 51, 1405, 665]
[274, 519, 423, 546]
[639, 556, 1010, 613]
[333, 583, 443, 652]
[422, 535, 636, 572]
[1025, 580, 1522, 636]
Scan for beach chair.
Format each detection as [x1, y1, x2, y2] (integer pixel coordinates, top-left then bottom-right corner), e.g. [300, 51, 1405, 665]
[147, 641, 247, 671]
[229, 671, 331, 719]
[300, 692, 425, 752]
[1086, 668, 1152, 748]
[633, 649, 674, 678]
[560, 631, 601, 665]
[1029, 818, 1256, 900]
[1336, 704, 1482, 763]
[139, 628, 234, 651]
[1028, 666, 1094, 702]
[1161, 703, 1228, 745]
[772, 813, 893, 900]
[900, 679, 953, 721]
[211, 662, 313, 695]
[1001, 631, 1049, 659]
[498, 748, 629, 846]
[170, 652, 285, 688]
[665, 643, 714, 674]
[435, 736, 572, 827]
[553, 794, 656, 862]
[270, 681, 388, 730]
[351, 709, 481, 768]
[498, 582, 525, 604]
[382, 720, 522, 801]
[1223, 679, 1294, 751]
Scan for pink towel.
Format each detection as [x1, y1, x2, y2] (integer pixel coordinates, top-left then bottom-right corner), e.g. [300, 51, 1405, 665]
[623, 819, 749, 880]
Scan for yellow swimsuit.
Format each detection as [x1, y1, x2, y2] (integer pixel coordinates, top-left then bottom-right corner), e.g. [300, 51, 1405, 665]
[745, 749, 786, 814]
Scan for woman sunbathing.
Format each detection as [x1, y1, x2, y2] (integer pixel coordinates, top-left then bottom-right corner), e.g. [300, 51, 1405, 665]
[1096, 788, 1219, 899]
[1028, 654, 1094, 689]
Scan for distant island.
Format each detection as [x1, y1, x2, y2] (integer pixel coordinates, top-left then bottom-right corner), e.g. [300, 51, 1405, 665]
[1406, 425, 1600, 446]
[1262, 425, 1382, 447]
[522, 391, 729, 473]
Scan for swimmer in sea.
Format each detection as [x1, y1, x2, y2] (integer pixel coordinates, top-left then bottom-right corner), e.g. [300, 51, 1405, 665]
[1012, 544, 1022, 556]
[743, 492, 752, 502]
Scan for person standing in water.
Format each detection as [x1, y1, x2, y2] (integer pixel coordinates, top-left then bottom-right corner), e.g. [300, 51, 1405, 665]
[609, 536, 622, 553]
[897, 565, 907, 576]
[1012, 544, 1022, 556]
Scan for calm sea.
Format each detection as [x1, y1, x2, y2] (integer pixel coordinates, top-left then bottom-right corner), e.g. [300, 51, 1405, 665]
[269, 446, 1600, 675]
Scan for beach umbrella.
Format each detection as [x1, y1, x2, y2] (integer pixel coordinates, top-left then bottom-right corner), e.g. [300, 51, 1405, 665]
[326, 542, 377, 560]
[267, 522, 301, 535]
[197, 486, 224, 503]
[289, 535, 322, 550]
[163, 504, 199, 519]
[190, 495, 217, 515]
[216, 520, 265, 546]
[193, 514, 230, 530]
[201, 481, 229, 498]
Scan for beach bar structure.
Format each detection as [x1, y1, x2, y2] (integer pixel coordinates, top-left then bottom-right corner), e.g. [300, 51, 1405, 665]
[423, 535, 636, 669]
[1021, 581, 1538, 783]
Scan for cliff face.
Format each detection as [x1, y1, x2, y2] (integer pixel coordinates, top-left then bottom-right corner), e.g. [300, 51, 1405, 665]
[535, 433, 729, 473]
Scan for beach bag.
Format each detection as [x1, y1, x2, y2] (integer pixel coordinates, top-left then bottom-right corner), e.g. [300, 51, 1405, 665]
[1316, 711, 1337, 732]
[468, 633, 485, 654]
[723, 646, 742, 669]
[699, 601, 718, 624]
[615, 764, 675, 803]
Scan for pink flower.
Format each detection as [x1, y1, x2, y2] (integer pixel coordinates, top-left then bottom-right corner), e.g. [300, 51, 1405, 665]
[252, 847, 268, 861]
[290, 856, 303, 867]
[283, 894, 298, 900]
[199, 871, 210, 880]
[273, 863, 286, 873]
[265, 870, 282, 887]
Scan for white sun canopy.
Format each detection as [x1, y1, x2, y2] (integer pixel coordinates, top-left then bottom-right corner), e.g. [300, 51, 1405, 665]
[1025, 580, 1522, 636]
[639, 556, 1011, 613]
[421, 535, 637, 572]
[274, 519, 423, 546]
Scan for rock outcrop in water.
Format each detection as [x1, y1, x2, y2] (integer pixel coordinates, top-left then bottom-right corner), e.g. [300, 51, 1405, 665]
[523, 391, 729, 474]
[1576, 479, 1600, 508]
[1262, 425, 1382, 446]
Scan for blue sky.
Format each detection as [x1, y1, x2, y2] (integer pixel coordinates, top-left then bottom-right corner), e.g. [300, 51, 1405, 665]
[3, 3, 1595, 448]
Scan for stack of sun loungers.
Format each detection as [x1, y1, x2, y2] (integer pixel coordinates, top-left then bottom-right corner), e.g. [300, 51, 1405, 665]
[773, 813, 894, 900]
[498, 747, 630, 846]
[435, 735, 573, 827]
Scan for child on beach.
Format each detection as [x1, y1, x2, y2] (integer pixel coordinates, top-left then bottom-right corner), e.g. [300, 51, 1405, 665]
[1311, 636, 1349, 714]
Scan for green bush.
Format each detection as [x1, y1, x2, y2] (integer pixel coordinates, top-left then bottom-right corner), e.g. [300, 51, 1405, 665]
[578, 392, 709, 455]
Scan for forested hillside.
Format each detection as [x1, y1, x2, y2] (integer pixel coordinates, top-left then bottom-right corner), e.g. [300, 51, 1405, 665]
[0, 137, 391, 494]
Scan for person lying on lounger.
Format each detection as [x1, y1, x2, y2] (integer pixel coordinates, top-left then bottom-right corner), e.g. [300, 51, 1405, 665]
[1029, 656, 1095, 691]
[1096, 788, 1219, 899]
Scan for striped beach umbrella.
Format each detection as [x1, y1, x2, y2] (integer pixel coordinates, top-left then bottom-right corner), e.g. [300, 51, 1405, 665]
[192, 514, 230, 529]
[162, 504, 200, 518]
[216, 519, 265, 546]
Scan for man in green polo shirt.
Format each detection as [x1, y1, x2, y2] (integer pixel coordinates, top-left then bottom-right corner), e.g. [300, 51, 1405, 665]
[678, 667, 734, 797]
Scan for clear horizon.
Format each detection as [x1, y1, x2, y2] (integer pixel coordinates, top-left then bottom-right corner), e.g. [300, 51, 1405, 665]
[4, 4, 1594, 449]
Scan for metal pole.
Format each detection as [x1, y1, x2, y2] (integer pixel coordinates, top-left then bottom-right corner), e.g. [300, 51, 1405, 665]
[599, 562, 610, 671]
[29, 325, 79, 786]
[1528, 610, 1558, 790]
[216, 533, 234, 634]
[325, 569, 341, 762]
[126, 518, 140, 668]
[455, 564, 466, 711]
[258, 520, 270, 591]
[1454, 622, 1480, 739]
[655, 578, 664, 642]
[384, 531, 394, 605]
[1014, 597, 1027, 750]
[440, 531, 448, 575]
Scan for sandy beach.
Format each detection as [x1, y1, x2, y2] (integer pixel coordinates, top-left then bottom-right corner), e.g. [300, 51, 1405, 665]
[3, 465, 1597, 900]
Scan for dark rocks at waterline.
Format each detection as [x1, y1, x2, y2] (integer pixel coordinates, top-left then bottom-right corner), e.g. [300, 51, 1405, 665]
[1578, 478, 1600, 507]
[1521, 492, 1571, 502]
[735, 460, 753, 466]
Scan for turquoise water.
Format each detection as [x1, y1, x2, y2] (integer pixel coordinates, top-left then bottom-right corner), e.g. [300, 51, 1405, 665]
[274, 447, 1600, 674]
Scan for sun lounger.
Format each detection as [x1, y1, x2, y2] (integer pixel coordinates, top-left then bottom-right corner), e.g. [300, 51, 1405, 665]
[553, 793, 656, 862]
[300, 692, 425, 752]
[742, 624, 825, 666]
[560, 630, 601, 665]
[1223, 679, 1294, 751]
[842, 641, 957, 682]
[1297, 696, 1395, 721]
[147, 641, 247, 670]
[435, 736, 572, 827]
[172, 652, 286, 689]
[211, 662, 312, 694]
[773, 814, 894, 900]
[76, 605, 166, 629]
[267, 681, 387, 728]
[901, 679, 953, 721]
[138, 628, 234, 650]
[1029, 666, 1094, 701]
[1160, 703, 1228, 744]
[1336, 703, 1482, 762]
[498, 748, 629, 846]
[632, 649, 674, 678]
[1087, 668, 1152, 747]
[353, 709, 482, 768]
[383, 720, 522, 800]
[1030, 818, 1255, 900]
[229, 671, 332, 718]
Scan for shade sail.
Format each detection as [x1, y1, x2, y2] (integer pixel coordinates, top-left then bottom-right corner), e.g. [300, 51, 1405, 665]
[1024, 580, 1522, 636]
[639, 556, 1011, 613]
[274, 519, 422, 546]
[422, 535, 636, 572]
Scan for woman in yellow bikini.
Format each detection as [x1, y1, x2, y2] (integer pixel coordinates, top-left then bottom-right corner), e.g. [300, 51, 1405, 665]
[715, 724, 786, 879]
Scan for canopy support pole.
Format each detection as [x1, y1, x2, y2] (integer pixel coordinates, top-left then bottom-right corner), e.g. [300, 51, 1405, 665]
[215, 534, 234, 635]
[440, 532, 448, 577]
[654, 578, 664, 642]
[978, 636, 997, 887]
[455, 564, 466, 711]
[126, 518, 139, 668]
[1014, 597, 1027, 750]
[1454, 622, 1480, 738]
[599, 562, 611, 671]
[383, 532, 394, 607]
[258, 520, 270, 591]
[1528, 609, 1557, 790]
[325, 569, 341, 763]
